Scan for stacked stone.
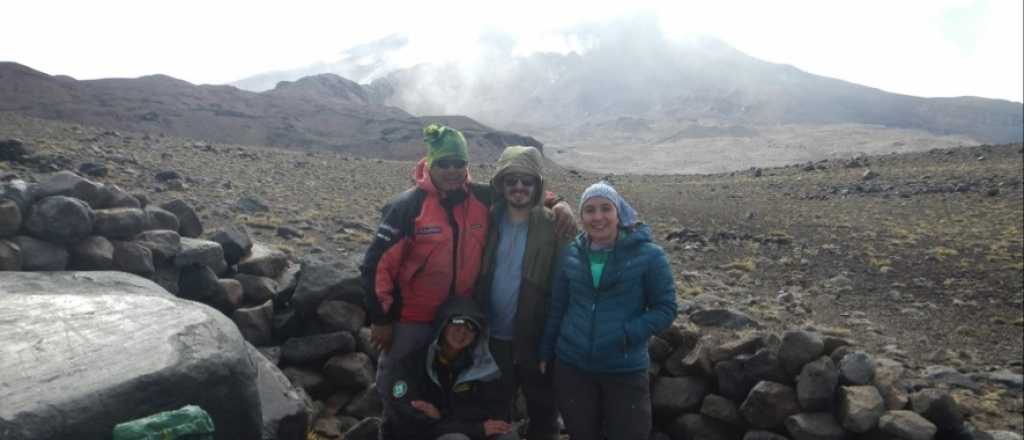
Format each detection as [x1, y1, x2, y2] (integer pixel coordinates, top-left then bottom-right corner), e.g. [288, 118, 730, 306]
[646, 327, 998, 440]
[5, 171, 1018, 440]
[1, 171, 382, 440]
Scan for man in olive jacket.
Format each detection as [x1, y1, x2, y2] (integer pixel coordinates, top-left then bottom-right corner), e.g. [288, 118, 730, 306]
[474, 146, 571, 440]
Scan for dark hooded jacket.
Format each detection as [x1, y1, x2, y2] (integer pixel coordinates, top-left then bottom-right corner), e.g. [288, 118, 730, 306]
[474, 146, 568, 369]
[381, 296, 505, 440]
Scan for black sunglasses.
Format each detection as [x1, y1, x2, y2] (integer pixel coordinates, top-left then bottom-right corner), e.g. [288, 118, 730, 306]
[504, 175, 537, 187]
[434, 159, 467, 169]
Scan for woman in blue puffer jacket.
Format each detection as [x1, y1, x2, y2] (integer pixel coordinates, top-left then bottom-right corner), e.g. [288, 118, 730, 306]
[538, 181, 677, 440]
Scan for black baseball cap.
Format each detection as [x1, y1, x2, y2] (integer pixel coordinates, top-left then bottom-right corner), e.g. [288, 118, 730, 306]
[448, 315, 480, 332]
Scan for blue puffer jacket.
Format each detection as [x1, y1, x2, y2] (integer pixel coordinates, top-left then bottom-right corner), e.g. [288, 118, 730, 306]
[539, 224, 677, 374]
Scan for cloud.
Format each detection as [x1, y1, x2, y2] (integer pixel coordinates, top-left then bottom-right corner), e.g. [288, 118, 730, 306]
[2, 0, 1020, 101]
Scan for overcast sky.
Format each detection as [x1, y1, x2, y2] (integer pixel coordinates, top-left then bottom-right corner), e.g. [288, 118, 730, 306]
[3, 0, 1022, 102]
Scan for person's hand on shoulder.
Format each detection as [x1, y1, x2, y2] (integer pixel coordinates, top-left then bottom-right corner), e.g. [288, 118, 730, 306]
[552, 201, 577, 238]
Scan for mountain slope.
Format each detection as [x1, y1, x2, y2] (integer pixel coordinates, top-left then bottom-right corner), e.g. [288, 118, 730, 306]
[231, 16, 1021, 173]
[365, 21, 1021, 146]
[0, 62, 541, 162]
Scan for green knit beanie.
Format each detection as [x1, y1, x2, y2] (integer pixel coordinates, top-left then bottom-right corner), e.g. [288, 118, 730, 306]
[423, 124, 469, 166]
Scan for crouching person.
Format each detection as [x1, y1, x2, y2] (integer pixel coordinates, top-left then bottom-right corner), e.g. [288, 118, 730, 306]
[381, 296, 517, 440]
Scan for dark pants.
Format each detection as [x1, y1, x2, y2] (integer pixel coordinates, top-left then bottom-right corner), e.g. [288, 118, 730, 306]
[489, 338, 560, 440]
[553, 360, 651, 440]
[376, 322, 435, 427]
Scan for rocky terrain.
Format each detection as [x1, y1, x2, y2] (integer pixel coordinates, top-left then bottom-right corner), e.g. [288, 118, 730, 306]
[1, 112, 1022, 437]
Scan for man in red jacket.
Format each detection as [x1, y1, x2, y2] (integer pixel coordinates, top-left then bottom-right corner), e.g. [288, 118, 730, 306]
[361, 124, 573, 411]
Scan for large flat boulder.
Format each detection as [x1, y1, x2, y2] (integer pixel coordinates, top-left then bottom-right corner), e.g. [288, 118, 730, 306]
[0, 271, 262, 440]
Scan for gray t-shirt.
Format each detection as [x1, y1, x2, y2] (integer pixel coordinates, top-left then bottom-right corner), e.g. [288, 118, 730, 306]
[488, 214, 528, 341]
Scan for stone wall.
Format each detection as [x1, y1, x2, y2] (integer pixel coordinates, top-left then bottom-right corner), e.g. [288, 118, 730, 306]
[2, 170, 1021, 440]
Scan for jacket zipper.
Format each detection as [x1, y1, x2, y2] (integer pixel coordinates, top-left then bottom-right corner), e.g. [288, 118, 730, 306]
[446, 202, 459, 297]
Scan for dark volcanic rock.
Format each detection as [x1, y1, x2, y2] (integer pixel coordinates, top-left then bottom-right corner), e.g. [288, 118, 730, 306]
[237, 243, 289, 278]
[796, 356, 839, 412]
[178, 265, 230, 310]
[740, 381, 801, 429]
[710, 334, 767, 363]
[160, 199, 202, 238]
[78, 162, 108, 177]
[318, 300, 367, 334]
[134, 229, 182, 263]
[144, 205, 180, 231]
[701, 394, 742, 424]
[70, 235, 115, 270]
[0, 272, 262, 440]
[675, 339, 715, 377]
[744, 431, 791, 440]
[0, 138, 33, 161]
[745, 348, 790, 385]
[93, 184, 141, 209]
[283, 367, 332, 399]
[669, 413, 738, 440]
[878, 410, 938, 440]
[210, 224, 253, 265]
[175, 237, 226, 269]
[838, 385, 884, 433]
[281, 331, 356, 365]
[343, 387, 383, 419]
[652, 376, 709, 418]
[839, 351, 876, 385]
[217, 278, 245, 311]
[291, 259, 362, 318]
[153, 264, 181, 295]
[785, 413, 845, 440]
[92, 207, 146, 239]
[155, 169, 183, 182]
[0, 238, 22, 270]
[237, 195, 270, 213]
[910, 388, 964, 433]
[648, 335, 673, 362]
[25, 195, 94, 243]
[234, 273, 279, 306]
[1, 179, 33, 215]
[12, 235, 68, 270]
[324, 352, 375, 390]
[0, 198, 21, 237]
[31, 171, 102, 206]
[251, 346, 310, 440]
[111, 240, 155, 275]
[779, 330, 825, 375]
[716, 358, 751, 402]
[232, 300, 275, 346]
[690, 308, 760, 329]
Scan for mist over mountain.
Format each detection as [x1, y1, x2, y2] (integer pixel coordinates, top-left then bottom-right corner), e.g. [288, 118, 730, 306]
[368, 16, 1021, 141]
[0, 62, 540, 162]
[231, 34, 411, 93]
[232, 15, 1022, 173]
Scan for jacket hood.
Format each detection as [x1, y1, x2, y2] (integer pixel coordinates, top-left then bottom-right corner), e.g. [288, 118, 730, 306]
[490, 146, 545, 206]
[431, 295, 488, 335]
[425, 296, 499, 385]
[413, 158, 474, 194]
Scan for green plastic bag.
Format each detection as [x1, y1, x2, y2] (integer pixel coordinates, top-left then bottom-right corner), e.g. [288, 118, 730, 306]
[112, 405, 215, 440]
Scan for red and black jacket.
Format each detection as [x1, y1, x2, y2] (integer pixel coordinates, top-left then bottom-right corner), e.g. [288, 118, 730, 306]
[361, 159, 492, 325]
